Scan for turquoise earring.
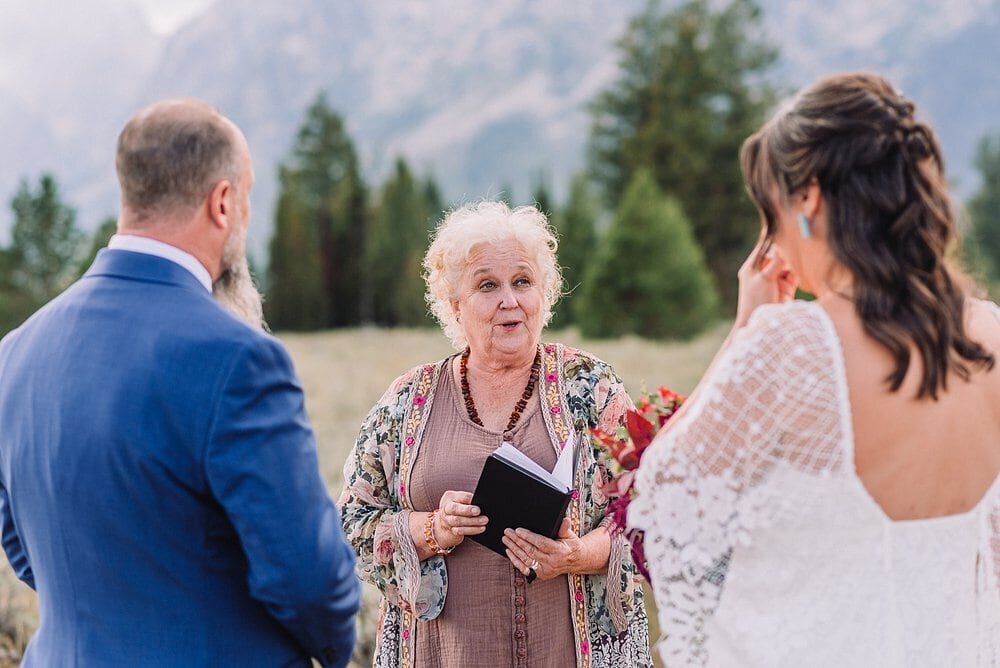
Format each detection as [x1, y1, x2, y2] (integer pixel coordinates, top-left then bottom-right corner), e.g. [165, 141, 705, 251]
[797, 213, 812, 239]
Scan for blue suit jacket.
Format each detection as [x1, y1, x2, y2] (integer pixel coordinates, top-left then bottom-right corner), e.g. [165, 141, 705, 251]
[0, 249, 359, 667]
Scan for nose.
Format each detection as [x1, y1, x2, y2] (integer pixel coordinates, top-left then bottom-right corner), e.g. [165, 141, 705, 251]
[499, 284, 518, 309]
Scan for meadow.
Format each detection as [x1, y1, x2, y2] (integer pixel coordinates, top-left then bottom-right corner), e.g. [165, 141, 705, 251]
[0, 324, 726, 666]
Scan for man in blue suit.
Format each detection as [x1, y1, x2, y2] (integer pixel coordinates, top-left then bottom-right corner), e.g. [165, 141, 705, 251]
[0, 99, 360, 666]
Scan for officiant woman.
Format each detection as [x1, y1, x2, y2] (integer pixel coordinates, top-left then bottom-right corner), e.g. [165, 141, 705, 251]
[339, 201, 651, 667]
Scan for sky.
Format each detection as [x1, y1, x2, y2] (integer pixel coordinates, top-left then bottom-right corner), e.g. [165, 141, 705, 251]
[130, 0, 215, 35]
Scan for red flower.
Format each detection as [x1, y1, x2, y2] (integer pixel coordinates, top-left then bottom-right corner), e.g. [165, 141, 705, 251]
[625, 410, 656, 451]
[592, 385, 684, 581]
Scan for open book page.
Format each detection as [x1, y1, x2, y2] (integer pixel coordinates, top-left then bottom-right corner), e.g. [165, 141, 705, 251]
[550, 425, 576, 491]
[495, 436, 573, 493]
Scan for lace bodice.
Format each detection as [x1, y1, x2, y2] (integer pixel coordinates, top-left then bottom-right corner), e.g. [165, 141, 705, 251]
[628, 300, 1000, 667]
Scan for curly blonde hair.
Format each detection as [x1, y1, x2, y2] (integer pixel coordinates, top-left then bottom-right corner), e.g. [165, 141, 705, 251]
[423, 200, 562, 350]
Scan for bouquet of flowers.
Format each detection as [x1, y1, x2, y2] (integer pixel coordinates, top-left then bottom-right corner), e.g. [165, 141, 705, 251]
[592, 385, 684, 581]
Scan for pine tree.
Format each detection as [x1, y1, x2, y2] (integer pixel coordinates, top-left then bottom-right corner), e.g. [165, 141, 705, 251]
[578, 169, 718, 339]
[551, 174, 599, 328]
[531, 175, 554, 219]
[422, 173, 445, 225]
[0, 174, 83, 333]
[0, 247, 33, 335]
[266, 93, 368, 329]
[266, 168, 328, 329]
[8, 174, 83, 304]
[76, 216, 118, 278]
[965, 135, 1000, 291]
[588, 0, 778, 306]
[367, 158, 435, 326]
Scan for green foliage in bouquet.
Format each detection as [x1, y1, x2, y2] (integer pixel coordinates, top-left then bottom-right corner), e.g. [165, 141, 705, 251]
[578, 169, 719, 339]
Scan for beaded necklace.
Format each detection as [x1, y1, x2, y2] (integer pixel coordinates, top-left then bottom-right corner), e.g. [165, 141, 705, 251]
[459, 347, 541, 433]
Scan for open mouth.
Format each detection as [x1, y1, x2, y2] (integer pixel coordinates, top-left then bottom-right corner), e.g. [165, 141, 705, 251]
[498, 320, 521, 330]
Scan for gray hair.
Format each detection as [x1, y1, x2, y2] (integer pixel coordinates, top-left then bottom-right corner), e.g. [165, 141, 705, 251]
[423, 200, 562, 349]
[116, 98, 240, 220]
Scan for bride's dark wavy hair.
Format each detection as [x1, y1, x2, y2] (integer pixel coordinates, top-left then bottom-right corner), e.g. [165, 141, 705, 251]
[740, 72, 993, 399]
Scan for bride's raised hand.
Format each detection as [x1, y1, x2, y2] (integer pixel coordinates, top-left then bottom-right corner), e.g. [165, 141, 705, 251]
[735, 242, 798, 328]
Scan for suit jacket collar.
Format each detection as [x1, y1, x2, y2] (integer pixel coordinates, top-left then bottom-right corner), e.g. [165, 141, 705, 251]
[84, 248, 211, 295]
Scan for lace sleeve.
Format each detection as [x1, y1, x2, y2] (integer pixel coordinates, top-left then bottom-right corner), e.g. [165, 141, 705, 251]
[628, 302, 846, 665]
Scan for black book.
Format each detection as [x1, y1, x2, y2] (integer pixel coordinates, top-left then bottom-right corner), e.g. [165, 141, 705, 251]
[470, 441, 575, 558]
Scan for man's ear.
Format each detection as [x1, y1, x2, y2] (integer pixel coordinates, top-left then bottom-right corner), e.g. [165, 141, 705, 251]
[451, 300, 461, 323]
[207, 179, 232, 231]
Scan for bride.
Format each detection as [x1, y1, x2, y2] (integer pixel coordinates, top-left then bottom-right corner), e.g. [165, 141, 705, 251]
[629, 71, 1000, 666]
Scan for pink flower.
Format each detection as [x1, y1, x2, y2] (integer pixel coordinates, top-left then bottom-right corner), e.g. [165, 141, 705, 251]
[545, 372, 558, 383]
[580, 641, 590, 655]
[374, 537, 395, 565]
[404, 436, 415, 446]
[373, 522, 396, 565]
[550, 406, 561, 414]
[413, 395, 426, 406]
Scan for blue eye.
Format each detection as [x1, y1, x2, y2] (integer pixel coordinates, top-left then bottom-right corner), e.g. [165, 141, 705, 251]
[479, 281, 496, 291]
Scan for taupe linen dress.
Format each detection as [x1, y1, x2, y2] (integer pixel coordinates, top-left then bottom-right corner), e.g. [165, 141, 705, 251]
[408, 366, 577, 667]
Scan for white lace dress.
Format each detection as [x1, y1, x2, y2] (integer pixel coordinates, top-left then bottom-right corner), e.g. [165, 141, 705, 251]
[629, 300, 1000, 667]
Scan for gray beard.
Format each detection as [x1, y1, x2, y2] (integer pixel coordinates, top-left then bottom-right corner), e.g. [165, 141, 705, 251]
[213, 231, 266, 330]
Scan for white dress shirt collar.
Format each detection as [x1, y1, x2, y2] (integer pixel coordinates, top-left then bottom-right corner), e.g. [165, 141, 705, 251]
[107, 234, 213, 293]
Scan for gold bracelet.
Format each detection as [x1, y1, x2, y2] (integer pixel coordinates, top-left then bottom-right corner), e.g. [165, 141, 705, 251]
[423, 510, 455, 556]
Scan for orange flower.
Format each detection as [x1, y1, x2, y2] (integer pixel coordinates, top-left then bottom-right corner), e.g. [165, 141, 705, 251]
[658, 386, 680, 403]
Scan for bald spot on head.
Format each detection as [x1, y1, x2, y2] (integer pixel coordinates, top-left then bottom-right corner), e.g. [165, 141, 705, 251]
[116, 98, 243, 225]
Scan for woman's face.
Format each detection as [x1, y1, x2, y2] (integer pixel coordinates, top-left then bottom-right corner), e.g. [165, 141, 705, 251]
[452, 239, 544, 361]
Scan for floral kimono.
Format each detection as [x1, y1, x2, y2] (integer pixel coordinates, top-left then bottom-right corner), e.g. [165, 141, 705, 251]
[340, 343, 651, 667]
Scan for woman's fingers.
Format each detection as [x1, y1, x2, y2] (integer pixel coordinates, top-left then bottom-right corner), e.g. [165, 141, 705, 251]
[446, 524, 486, 536]
[501, 533, 537, 577]
[505, 527, 558, 555]
[504, 548, 532, 576]
[759, 250, 784, 278]
[444, 490, 474, 505]
[736, 246, 797, 326]
[506, 527, 540, 553]
[502, 526, 579, 581]
[439, 490, 472, 517]
[777, 269, 799, 301]
[437, 490, 488, 535]
[739, 233, 770, 276]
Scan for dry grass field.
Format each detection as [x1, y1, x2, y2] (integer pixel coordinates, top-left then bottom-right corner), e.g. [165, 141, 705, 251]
[0, 324, 726, 666]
